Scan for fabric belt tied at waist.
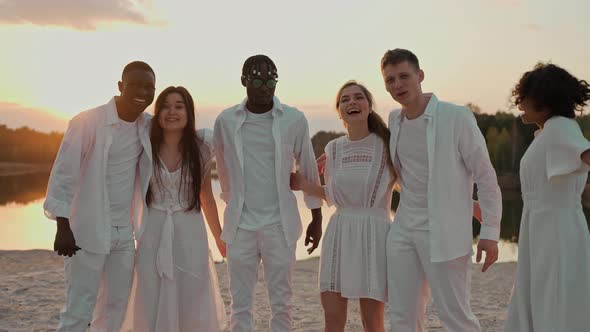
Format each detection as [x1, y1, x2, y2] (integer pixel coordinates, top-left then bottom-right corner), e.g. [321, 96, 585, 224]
[151, 203, 186, 280]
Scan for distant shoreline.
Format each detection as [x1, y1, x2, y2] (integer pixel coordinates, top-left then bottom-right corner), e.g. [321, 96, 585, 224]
[1, 164, 587, 205]
[0, 162, 51, 176]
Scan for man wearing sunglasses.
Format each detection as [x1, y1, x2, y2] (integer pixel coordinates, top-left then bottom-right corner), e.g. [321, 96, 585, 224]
[213, 54, 323, 332]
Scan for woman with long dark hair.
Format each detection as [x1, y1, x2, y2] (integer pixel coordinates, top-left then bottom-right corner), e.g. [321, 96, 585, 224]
[291, 81, 395, 331]
[125, 86, 227, 331]
[504, 63, 590, 331]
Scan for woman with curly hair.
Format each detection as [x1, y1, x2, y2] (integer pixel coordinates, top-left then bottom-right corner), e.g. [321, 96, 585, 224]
[505, 63, 590, 332]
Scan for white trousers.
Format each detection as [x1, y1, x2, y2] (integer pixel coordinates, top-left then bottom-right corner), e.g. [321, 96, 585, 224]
[386, 222, 481, 332]
[226, 223, 296, 332]
[57, 225, 135, 332]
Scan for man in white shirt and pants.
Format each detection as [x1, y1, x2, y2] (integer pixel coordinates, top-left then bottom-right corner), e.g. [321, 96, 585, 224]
[214, 54, 323, 332]
[382, 49, 502, 332]
[44, 61, 156, 331]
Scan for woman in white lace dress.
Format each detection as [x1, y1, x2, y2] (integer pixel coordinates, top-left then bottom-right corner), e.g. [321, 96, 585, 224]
[291, 81, 395, 332]
[505, 63, 590, 332]
[124, 86, 227, 331]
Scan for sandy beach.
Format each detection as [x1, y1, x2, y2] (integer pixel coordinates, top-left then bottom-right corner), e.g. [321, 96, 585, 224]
[0, 250, 514, 331]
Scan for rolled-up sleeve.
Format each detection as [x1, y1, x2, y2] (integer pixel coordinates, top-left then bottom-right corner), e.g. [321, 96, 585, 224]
[43, 115, 86, 220]
[458, 110, 502, 241]
[213, 116, 231, 203]
[294, 116, 323, 209]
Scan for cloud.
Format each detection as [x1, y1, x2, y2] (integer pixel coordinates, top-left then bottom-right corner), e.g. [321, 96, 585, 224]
[0, 102, 68, 133]
[0, 0, 153, 30]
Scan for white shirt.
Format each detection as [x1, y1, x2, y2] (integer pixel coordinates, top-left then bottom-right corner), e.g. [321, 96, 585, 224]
[240, 110, 281, 230]
[213, 96, 323, 246]
[107, 119, 143, 226]
[396, 113, 429, 230]
[389, 94, 502, 262]
[44, 98, 152, 254]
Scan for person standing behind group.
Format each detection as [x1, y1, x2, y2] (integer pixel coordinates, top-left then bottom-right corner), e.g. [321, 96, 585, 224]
[124, 86, 227, 331]
[381, 49, 502, 332]
[291, 81, 394, 332]
[44, 61, 156, 331]
[213, 54, 323, 332]
[504, 63, 590, 332]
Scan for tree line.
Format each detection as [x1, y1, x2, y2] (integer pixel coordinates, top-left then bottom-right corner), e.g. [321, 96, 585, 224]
[0, 125, 63, 163]
[3, 105, 590, 171]
[311, 106, 590, 176]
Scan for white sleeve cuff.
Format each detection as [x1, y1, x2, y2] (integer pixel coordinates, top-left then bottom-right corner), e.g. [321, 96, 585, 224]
[479, 223, 500, 242]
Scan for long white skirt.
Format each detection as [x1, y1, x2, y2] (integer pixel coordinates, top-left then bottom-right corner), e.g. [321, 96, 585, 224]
[123, 208, 227, 331]
[319, 207, 391, 302]
[505, 205, 590, 332]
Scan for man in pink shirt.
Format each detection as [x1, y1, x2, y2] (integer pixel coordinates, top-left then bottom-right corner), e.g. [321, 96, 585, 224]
[45, 61, 155, 331]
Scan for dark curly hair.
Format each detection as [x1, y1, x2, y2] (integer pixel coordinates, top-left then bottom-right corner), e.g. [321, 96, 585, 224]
[241, 54, 277, 79]
[512, 62, 590, 118]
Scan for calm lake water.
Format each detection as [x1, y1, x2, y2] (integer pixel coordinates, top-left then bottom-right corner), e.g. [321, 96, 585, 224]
[7, 171, 588, 263]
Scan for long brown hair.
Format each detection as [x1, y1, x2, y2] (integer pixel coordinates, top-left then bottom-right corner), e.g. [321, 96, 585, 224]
[335, 80, 396, 180]
[147, 86, 204, 212]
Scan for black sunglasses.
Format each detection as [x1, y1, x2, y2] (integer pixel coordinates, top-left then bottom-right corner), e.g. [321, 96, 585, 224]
[247, 77, 278, 89]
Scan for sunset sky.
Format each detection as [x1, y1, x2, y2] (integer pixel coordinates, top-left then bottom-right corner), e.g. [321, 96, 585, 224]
[0, 0, 588, 134]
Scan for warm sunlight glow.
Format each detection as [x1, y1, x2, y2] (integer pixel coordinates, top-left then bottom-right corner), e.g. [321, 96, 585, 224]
[0, 0, 588, 130]
[0, 199, 55, 250]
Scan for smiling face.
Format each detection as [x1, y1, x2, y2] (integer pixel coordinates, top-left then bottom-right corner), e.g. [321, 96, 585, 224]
[157, 92, 188, 133]
[118, 69, 156, 114]
[336, 84, 372, 126]
[382, 61, 424, 108]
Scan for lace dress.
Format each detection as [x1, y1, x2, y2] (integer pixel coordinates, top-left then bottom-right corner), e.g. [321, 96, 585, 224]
[505, 116, 590, 332]
[319, 133, 394, 302]
[123, 130, 227, 331]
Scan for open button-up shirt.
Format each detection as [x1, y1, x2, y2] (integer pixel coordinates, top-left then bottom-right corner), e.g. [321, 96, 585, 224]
[389, 94, 502, 262]
[213, 96, 322, 246]
[43, 98, 152, 254]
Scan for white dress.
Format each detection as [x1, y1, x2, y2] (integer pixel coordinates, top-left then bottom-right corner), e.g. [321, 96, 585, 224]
[124, 132, 227, 331]
[319, 133, 394, 302]
[505, 116, 590, 332]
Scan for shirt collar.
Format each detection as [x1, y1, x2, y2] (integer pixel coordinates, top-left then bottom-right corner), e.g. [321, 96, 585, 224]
[106, 97, 119, 126]
[106, 96, 148, 127]
[398, 93, 438, 122]
[422, 93, 438, 118]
